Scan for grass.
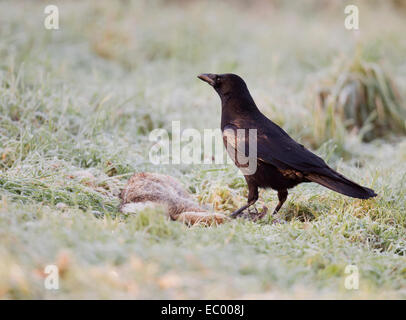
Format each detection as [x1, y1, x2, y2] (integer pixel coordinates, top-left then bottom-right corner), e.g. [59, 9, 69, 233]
[309, 49, 406, 144]
[0, 0, 406, 299]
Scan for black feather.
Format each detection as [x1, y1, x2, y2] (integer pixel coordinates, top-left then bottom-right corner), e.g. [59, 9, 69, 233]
[306, 170, 377, 199]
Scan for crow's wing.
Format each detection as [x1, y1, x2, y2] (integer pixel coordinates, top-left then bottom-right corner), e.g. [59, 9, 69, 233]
[223, 123, 328, 174]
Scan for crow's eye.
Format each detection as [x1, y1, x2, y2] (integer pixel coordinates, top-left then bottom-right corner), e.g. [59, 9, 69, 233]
[216, 76, 220, 82]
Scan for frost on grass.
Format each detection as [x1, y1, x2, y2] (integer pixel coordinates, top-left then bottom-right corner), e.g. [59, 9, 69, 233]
[0, 0, 406, 299]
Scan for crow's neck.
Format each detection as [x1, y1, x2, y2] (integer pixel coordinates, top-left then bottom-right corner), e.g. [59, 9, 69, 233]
[220, 92, 261, 128]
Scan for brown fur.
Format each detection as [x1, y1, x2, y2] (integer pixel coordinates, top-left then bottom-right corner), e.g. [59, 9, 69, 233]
[119, 172, 227, 225]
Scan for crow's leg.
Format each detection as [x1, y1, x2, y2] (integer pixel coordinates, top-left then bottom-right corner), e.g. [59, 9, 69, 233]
[250, 189, 288, 221]
[273, 189, 288, 215]
[230, 184, 258, 218]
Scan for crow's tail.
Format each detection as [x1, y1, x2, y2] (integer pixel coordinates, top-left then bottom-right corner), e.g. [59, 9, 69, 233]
[306, 168, 377, 199]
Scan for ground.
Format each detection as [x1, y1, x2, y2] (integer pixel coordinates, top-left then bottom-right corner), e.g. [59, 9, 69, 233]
[0, 0, 406, 299]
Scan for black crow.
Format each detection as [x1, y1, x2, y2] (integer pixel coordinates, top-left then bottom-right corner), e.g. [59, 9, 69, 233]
[198, 73, 377, 219]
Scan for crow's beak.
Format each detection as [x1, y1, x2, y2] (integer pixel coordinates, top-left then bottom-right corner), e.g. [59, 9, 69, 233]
[198, 73, 216, 86]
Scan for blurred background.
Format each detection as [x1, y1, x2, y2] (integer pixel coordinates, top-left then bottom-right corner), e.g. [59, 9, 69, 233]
[0, 0, 406, 299]
[2, 0, 406, 147]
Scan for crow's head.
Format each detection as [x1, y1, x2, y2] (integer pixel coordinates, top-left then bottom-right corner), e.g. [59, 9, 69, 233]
[198, 73, 248, 97]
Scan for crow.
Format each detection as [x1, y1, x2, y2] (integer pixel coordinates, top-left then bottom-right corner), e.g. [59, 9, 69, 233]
[198, 73, 377, 220]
